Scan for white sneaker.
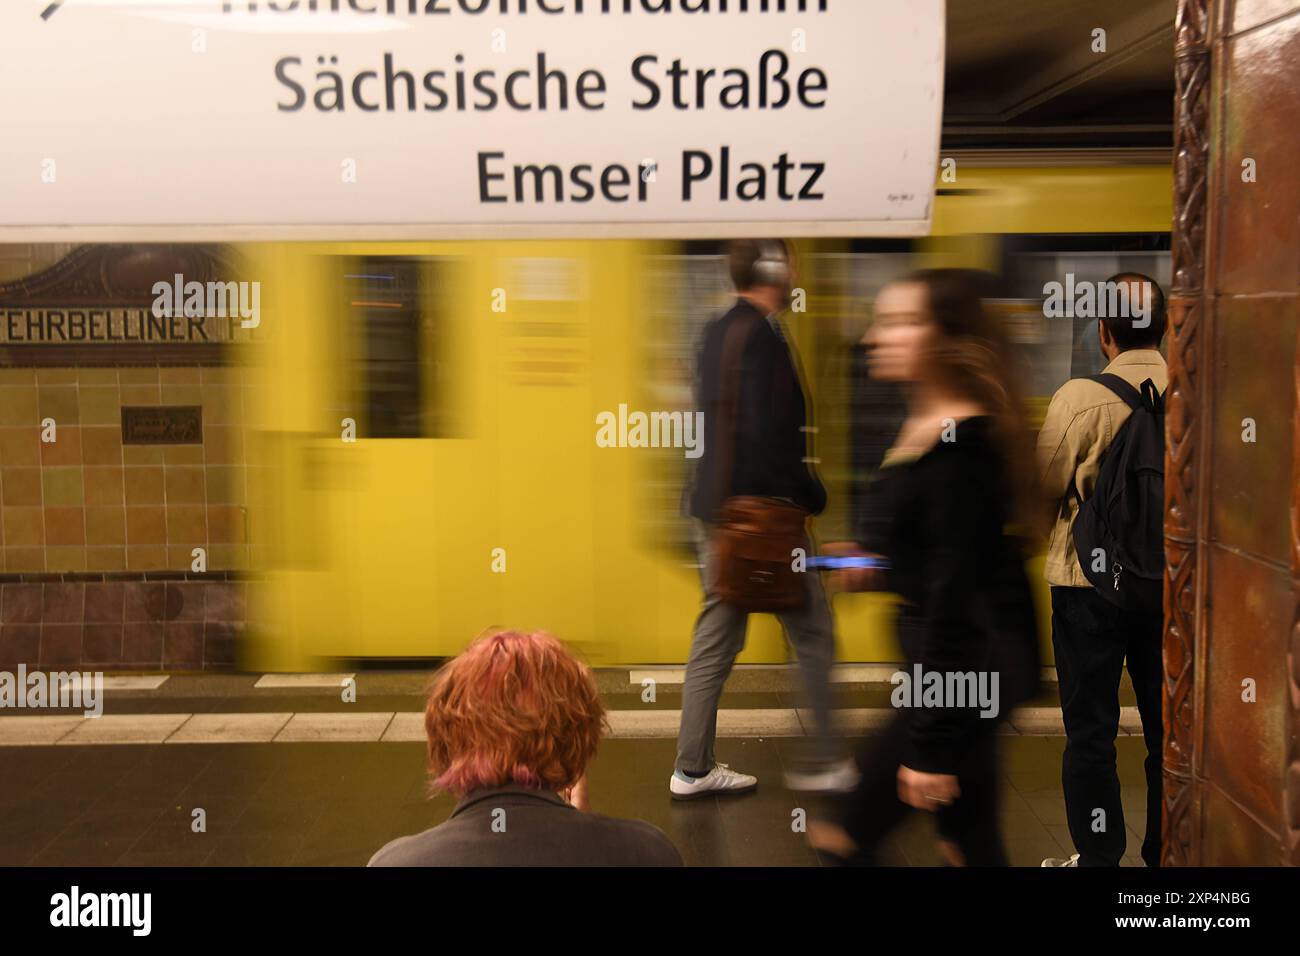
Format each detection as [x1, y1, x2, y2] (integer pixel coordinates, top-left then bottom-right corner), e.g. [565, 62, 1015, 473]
[1041, 853, 1080, 867]
[783, 759, 861, 793]
[670, 763, 758, 800]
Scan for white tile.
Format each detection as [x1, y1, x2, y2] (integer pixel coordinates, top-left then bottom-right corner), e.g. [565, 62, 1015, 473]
[58, 713, 191, 745]
[605, 708, 803, 739]
[167, 712, 292, 744]
[0, 715, 85, 745]
[627, 668, 686, 686]
[831, 664, 905, 683]
[717, 708, 801, 736]
[604, 710, 681, 738]
[631, 664, 918, 685]
[1008, 707, 1066, 735]
[1118, 706, 1143, 735]
[254, 673, 355, 689]
[54, 674, 169, 692]
[381, 712, 426, 742]
[273, 712, 394, 742]
[1009, 707, 1063, 719]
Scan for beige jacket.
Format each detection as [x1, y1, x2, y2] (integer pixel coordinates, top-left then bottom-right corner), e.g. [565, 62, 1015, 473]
[1036, 349, 1168, 587]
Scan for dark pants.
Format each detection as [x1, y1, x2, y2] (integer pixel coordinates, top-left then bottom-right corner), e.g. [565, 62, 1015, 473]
[1050, 586, 1163, 867]
[837, 712, 1007, 866]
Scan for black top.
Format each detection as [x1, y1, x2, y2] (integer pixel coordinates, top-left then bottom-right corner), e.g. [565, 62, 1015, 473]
[687, 298, 827, 521]
[856, 416, 1040, 774]
[368, 786, 684, 867]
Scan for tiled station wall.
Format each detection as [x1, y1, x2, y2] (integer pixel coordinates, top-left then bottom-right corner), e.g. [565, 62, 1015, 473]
[0, 365, 257, 573]
[0, 578, 246, 671]
[0, 364, 261, 671]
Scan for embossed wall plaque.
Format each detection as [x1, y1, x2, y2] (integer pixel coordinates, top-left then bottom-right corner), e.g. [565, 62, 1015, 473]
[121, 406, 203, 445]
[1, 307, 237, 345]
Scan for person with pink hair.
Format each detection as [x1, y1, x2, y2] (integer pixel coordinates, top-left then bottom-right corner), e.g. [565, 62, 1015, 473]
[369, 629, 682, 867]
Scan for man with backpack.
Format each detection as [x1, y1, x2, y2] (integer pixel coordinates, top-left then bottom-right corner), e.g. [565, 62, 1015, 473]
[1036, 272, 1168, 868]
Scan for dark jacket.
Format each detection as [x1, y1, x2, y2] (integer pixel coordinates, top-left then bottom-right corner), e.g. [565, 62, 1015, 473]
[856, 417, 1041, 775]
[367, 786, 684, 867]
[687, 298, 827, 521]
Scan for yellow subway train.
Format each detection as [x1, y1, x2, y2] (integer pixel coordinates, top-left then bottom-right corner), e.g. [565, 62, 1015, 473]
[239, 159, 1173, 671]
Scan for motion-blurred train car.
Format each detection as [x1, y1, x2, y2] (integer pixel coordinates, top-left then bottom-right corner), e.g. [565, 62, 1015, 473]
[240, 156, 1172, 670]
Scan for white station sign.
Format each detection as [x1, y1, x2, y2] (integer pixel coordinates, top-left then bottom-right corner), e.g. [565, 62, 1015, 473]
[0, 0, 945, 239]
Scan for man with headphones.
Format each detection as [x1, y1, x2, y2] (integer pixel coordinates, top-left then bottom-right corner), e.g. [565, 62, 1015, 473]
[672, 238, 856, 800]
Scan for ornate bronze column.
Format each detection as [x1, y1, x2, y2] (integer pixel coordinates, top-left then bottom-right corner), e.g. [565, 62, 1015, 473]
[1291, 302, 1300, 867]
[1163, 0, 1211, 867]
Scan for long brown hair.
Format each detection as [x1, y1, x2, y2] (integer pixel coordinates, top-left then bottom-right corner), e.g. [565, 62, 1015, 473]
[905, 268, 1044, 543]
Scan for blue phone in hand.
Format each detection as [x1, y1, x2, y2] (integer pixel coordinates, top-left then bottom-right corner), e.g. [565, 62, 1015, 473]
[807, 555, 890, 571]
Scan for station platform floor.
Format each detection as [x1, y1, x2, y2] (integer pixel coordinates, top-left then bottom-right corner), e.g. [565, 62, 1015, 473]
[0, 666, 1152, 867]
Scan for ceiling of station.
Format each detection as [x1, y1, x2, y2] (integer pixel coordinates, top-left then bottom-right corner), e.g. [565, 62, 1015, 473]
[943, 0, 1176, 148]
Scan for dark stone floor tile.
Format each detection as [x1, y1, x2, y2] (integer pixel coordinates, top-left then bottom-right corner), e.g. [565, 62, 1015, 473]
[0, 807, 84, 862]
[123, 807, 212, 854]
[0, 735, 1160, 867]
[0, 746, 75, 794]
[29, 838, 140, 867]
[114, 845, 217, 867]
[0, 837, 43, 866]
[203, 836, 304, 867]
[182, 748, 279, 797]
[90, 766, 207, 812]
[19, 780, 102, 821]
[718, 795, 820, 867]
[166, 794, 256, 835]
[236, 797, 328, 836]
[1006, 836, 1071, 868]
[656, 807, 733, 867]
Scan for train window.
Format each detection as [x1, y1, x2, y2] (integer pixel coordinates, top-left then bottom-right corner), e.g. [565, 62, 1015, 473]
[805, 252, 914, 542]
[348, 258, 426, 439]
[641, 248, 918, 553]
[1000, 233, 1172, 384]
[644, 253, 733, 555]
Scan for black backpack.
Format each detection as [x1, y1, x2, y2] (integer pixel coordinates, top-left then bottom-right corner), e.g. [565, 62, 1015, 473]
[1071, 373, 1165, 613]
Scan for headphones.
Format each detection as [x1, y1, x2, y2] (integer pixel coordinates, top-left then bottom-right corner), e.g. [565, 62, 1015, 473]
[753, 241, 791, 286]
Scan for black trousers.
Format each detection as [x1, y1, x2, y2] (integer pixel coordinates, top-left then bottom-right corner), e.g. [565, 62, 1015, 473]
[836, 711, 1007, 866]
[1050, 586, 1163, 867]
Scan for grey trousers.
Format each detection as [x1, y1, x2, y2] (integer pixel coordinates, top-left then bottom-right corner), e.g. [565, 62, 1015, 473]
[675, 520, 839, 774]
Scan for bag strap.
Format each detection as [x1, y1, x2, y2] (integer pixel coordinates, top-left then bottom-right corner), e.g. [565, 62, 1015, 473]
[1141, 378, 1164, 413]
[1069, 373, 1165, 509]
[1086, 373, 1143, 411]
[713, 310, 759, 515]
[1069, 374, 1138, 508]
